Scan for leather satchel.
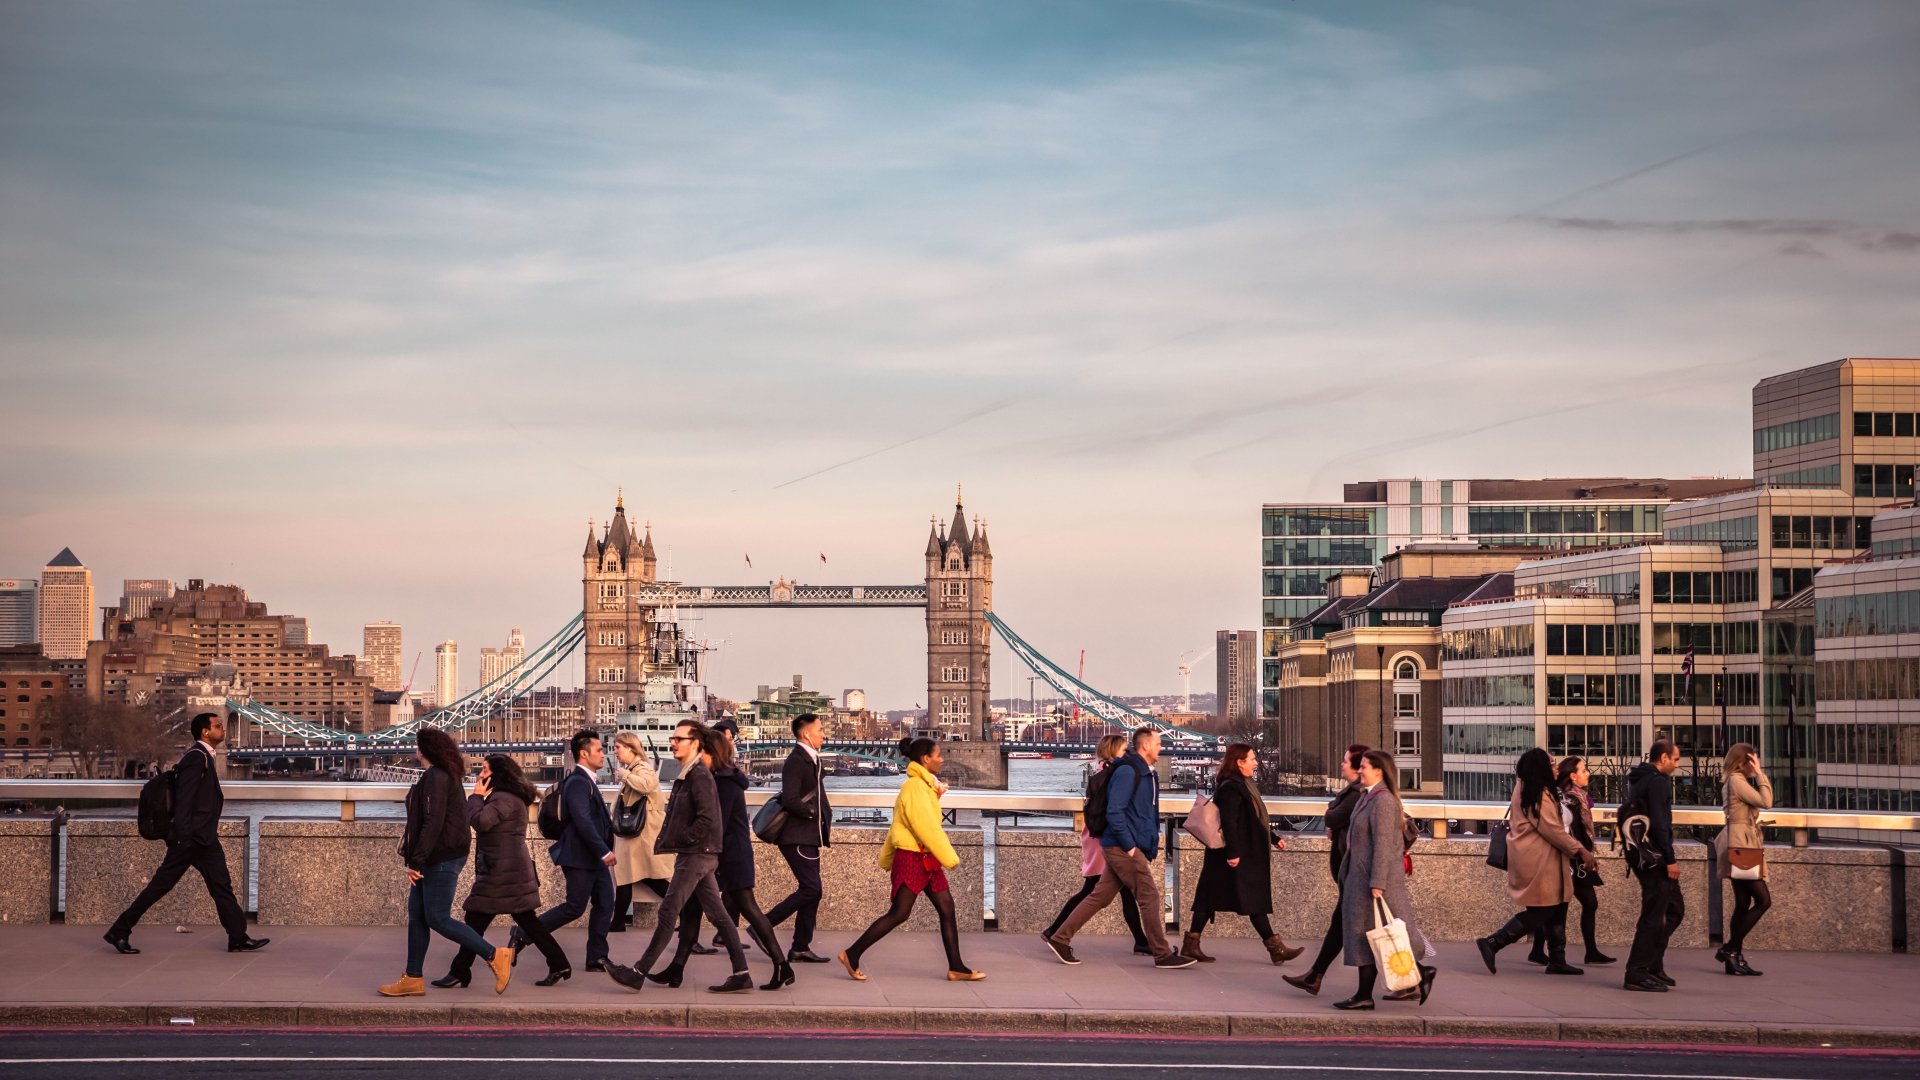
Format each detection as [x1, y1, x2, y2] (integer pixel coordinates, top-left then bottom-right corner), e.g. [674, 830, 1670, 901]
[610, 792, 646, 838]
[752, 796, 791, 844]
[1728, 846, 1764, 881]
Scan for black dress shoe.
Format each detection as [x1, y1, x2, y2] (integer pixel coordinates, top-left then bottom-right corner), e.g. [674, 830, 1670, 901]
[646, 962, 684, 988]
[787, 949, 831, 964]
[585, 958, 609, 973]
[228, 937, 271, 953]
[507, 927, 528, 966]
[1624, 976, 1669, 993]
[687, 941, 717, 956]
[1713, 944, 1733, 964]
[605, 963, 647, 992]
[430, 971, 470, 989]
[1651, 970, 1676, 987]
[708, 972, 754, 994]
[534, 968, 571, 987]
[1332, 995, 1375, 1010]
[1417, 963, 1437, 1006]
[102, 932, 139, 955]
[1583, 951, 1617, 965]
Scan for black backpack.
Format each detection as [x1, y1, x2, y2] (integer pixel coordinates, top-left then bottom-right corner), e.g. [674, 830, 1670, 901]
[137, 768, 176, 841]
[1084, 758, 1129, 839]
[537, 774, 568, 842]
[1615, 782, 1663, 873]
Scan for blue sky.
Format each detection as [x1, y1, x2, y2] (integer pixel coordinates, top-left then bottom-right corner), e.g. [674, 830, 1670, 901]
[2, 1, 1916, 709]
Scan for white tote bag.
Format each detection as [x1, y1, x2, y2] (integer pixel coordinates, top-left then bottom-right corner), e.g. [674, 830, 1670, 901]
[1366, 896, 1420, 991]
[1182, 791, 1224, 849]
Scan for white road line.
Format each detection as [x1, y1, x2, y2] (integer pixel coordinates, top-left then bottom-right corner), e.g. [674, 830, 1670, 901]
[0, 1057, 1836, 1079]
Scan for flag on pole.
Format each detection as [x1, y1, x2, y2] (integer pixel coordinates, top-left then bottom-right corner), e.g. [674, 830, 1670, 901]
[1681, 645, 1695, 696]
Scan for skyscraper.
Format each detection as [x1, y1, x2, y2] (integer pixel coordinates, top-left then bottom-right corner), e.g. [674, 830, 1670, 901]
[118, 579, 175, 622]
[37, 549, 92, 661]
[363, 622, 403, 690]
[434, 641, 458, 712]
[0, 580, 35, 648]
[1215, 629, 1258, 732]
[282, 616, 309, 648]
[478, 627, 526, 688]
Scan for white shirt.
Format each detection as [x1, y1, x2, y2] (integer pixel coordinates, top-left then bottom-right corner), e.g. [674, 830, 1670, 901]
[798, 741, 820, 761]
[194, 740, 216, 760]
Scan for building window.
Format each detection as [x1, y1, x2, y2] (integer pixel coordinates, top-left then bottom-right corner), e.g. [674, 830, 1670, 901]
[1395, 660, 1418, 681]
[596, 630, 626, 647]
[940, 666, 969, 682]
[596, 667, 626, 682]
[1755, 412, 1840, 452]
[1394, 692, 1418, 718]
[942, 581, 968, 601]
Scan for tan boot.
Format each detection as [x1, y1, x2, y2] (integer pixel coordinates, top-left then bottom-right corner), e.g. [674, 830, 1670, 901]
[1180, 931, 1215, 963]
[378, 974, 426, 997]
[1264, 934, 1305, 965]
[489, 946, 515, 994]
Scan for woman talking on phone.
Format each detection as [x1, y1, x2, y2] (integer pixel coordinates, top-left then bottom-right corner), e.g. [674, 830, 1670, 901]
[434, 754, 570, 988]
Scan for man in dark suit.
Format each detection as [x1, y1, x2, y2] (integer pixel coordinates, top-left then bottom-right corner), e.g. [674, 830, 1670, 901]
[104, 712, 268, 954]
[763, 712, 831, 963]
[515, 728, 616, 971]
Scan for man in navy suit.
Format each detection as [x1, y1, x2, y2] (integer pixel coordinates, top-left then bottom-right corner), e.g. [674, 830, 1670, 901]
[105, 713, 269, 954]
[515, 728, 615, 971]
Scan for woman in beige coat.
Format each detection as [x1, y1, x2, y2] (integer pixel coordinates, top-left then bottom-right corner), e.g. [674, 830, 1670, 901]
[1716, 742, 1773, 977]
[1475, 748, 1596, 976]
[608, 731, 673, 932]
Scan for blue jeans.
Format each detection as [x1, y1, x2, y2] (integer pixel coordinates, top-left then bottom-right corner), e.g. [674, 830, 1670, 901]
[406, 856, 493, 978]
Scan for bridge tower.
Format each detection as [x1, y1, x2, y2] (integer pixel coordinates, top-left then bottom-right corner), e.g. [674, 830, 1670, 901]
[924, 490, 993, 743]
[582, 490, 661, 727]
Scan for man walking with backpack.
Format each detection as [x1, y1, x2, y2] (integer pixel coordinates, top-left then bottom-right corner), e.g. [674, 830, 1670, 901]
[1043, 727, 1194, 969]
[1623, 739, 1684, 993]
[513, 729, 615, 973]
[105, 712, 269, 955]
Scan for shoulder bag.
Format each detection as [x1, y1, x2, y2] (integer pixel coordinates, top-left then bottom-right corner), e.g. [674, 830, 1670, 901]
[611, 791, 647, 838]
[752, 796, 792, 844]
[1485, 819, 1509, 870]
[1182, 790, 1225, 849]
[1728, 845, 1764, 881]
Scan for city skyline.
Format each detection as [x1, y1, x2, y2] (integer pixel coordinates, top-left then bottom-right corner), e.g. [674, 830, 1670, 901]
[4, 2, 1917, 708]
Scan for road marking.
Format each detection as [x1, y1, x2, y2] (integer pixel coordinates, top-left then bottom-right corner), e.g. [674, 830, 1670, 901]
[0, 1057, 1841, 1079]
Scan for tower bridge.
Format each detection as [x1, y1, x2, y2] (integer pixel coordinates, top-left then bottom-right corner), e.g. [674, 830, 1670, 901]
[227, 490, 1218, 788]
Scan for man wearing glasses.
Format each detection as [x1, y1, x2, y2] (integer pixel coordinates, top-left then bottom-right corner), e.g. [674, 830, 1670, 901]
[606, 721, 753, 993]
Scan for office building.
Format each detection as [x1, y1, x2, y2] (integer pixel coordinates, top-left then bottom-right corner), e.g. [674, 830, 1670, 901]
[363, 621, 403, 690]
[478, 627, 526, 689]
[1215, 629, 1258, 733]
[0, 645, 72, 752]
[434, 641, 458, 712]
[36, 549, 93, 661]
[282, 616, 309, 648]
[844, 688, 867, 712]
[1814, 505, 1920, 815]
[0, 580, 35, 648]
[1435, 357, 1920, 808]
[118, 579, 175, 622]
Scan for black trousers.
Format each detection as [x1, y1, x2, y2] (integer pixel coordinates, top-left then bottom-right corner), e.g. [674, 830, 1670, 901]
[1309, 880, 1344, 976]
[537, 864, 614, 965]
[1625, 868, 1685, 982]
[448, 909, 569, 977]
[110, 840, 247, 944]
[1531, 874, 1600, 957]
[764, 845, 823, 951]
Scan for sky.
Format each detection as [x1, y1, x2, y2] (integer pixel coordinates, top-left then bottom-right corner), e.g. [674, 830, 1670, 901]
[2, 0, 1917, 711]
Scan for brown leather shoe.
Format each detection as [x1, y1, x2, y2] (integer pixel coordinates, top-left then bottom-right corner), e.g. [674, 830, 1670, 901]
[1263, 934, 1304, 965]
[489, 946, 515, 994]
[377, 974, 426, 997]
[1180, 931, 1215, 963]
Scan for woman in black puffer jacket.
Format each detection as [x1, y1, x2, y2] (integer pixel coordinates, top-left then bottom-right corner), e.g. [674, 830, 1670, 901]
[435, 754, 571, 988]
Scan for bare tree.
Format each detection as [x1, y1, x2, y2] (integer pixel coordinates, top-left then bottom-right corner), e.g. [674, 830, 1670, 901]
[46, 697, 185, 778]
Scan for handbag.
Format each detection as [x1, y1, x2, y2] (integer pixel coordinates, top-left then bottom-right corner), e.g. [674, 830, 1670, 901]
[1485, 820, 1509, 870]
[1182, 791, 1224, 849]
[752, 797, 791, 844]
[1366, 896, 1420, 991]
[610, 791, 646, 839]
[1728, 846, 1764, 881]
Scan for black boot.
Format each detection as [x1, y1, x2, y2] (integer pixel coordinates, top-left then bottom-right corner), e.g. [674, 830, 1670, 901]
[429, 971, 471, 989]
[1475, 915, 1529, 975]
[760, 959, 795, 991]
[646, 962, 685, 988]
[1542, 920, 1584, 976]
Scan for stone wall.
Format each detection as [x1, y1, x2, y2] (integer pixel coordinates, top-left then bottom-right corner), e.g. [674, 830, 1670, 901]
[64, 819, 248, 926]
[0, 819, 54, 925]
[993, 829, 1150, 937]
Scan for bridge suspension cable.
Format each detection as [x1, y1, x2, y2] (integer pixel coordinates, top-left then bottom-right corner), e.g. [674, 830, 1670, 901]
[983, 612, 1219, 749]
[228, 614, 588, 745]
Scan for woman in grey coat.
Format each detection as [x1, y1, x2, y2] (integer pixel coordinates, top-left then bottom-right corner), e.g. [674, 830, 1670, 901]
[1336, 750, 1436, 1010]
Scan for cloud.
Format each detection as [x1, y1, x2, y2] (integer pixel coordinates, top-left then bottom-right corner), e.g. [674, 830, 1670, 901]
[1523, 215, 1920, 255]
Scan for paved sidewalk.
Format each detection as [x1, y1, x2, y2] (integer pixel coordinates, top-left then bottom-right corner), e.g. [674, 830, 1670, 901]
[5, 925, 1916, 1048]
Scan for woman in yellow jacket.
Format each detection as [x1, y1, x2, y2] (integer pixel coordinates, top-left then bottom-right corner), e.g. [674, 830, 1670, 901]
[838, 737, 983, 982]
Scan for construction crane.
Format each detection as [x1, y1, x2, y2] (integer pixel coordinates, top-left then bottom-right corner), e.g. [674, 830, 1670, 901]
[1177, 645, 1217, 713]
[399, 652, 423, 693]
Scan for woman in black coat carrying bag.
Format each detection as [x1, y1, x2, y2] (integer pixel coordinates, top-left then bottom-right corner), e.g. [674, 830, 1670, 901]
[1182, 743, 1304, 965]
[435, 755, 571, 988]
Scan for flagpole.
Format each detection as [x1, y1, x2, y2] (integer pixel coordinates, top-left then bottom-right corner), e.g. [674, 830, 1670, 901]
[1686, 648, 1700, 802]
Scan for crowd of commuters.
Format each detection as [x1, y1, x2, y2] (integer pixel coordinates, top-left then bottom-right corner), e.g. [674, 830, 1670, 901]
[106, 711, 1774, 1006]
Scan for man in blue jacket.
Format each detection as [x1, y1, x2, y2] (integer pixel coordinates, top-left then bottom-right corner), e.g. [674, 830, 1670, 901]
[513, 729, 615, 972]
[1044, 727, 1194, 968]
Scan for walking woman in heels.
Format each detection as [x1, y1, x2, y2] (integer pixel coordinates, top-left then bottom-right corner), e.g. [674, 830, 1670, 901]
[379, 728, 509, 997]
[1716, 743, 1773, 977]
[435, 755, 570, 990]
[1334, 750, 1435, 1010]
[839, 737, 982, 982]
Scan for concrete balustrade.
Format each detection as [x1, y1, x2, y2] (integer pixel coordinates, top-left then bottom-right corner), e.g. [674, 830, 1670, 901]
[0, 820, 54, 924]
[62, 819, 248, 926]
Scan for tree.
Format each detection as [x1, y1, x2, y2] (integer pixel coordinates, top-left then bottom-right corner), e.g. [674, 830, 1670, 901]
[46, 697, 184, 778]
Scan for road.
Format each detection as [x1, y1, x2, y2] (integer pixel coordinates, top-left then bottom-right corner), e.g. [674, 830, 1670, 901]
[0, 1030, 1914, 1079]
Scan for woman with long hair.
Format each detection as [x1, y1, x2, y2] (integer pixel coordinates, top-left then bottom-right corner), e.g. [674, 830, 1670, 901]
[1526, 755, 1613, 967]
[1335, 750, 1435, 1010]
[839, 737, 982, 982]
[1041, 733, 1151, 954]
[1716, 742, 1773, 976]
[652, 726, 793, 991]
[1183, 743, 1302, 965]
[1476, 747, 1596, 977]
[609, 730, 672, 932]
[1283, 744, 1369, 997]
[433, 755, 570, 988]
[380, 728, 508, 997]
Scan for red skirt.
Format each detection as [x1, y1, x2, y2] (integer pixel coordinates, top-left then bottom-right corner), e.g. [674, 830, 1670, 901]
[890, 849, 951, 894]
